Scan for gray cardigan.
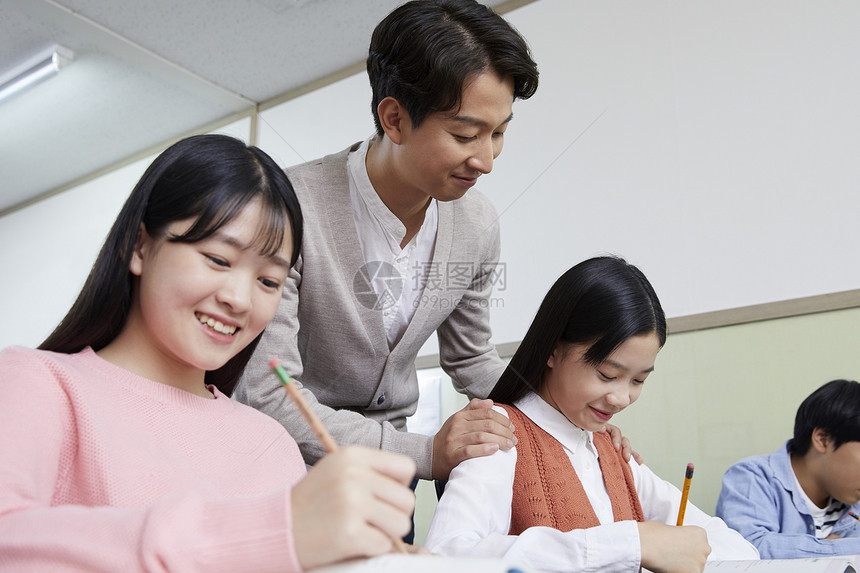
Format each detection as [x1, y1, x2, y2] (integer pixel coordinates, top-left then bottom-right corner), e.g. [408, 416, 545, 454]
[234, 143, 507, 479]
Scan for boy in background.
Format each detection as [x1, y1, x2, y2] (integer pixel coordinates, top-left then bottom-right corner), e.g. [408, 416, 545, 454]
[716, 379, 860, 558]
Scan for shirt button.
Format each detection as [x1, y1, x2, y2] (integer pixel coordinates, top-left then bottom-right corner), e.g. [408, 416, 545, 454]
[377, 393, 386, 405]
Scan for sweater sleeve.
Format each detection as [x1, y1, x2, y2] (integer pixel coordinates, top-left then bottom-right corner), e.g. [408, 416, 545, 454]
[436, 195, 507, 399]
[233, 256, 435, 477]
[0, 348, 302, 573]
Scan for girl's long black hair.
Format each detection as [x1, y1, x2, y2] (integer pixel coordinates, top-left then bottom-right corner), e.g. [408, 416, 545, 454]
[39, 134, 303, 395]
[489, 256, 666, 404]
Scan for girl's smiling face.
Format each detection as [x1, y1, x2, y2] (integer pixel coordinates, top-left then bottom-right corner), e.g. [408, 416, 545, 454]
[119, 199, 292, 391]
[537, 333, 661, 432]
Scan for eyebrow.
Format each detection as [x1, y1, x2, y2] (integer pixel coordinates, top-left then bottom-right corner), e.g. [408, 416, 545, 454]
[605, 359, 655, 375]
[450, 112, 514, 129]
[212, 233, 291, 270]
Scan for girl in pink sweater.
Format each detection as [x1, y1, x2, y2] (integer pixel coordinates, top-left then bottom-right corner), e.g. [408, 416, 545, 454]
[0, 135, 417, 572]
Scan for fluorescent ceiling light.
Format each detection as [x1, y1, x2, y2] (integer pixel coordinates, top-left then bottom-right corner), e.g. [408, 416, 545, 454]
[0, 45, 74, 104]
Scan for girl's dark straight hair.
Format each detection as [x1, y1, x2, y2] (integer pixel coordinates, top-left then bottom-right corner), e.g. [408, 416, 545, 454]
[489, 256, 666, 404]
[39, 134, 303, 395]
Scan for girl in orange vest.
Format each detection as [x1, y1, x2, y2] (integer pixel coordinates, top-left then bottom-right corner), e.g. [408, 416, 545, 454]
[425, 256, 758, 572]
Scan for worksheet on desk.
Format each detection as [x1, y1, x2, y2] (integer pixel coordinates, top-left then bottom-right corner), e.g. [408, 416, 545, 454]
[311, 554, 530, 573]
[702, 556, 858, 573]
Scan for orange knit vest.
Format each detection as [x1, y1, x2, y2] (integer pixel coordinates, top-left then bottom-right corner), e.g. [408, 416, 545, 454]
[500, 404, 644, 535]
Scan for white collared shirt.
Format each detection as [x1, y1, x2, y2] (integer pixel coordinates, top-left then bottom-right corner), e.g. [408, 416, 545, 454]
[348, 137, 438, 348]
[425, 392, 759, 572]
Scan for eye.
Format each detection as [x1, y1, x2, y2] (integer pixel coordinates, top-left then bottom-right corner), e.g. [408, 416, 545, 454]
[258, 277, 281, 289]
[632, 378, 646, 385]
[454, 134, 477, 142]
[597, 370, 616, 381]
[205, 254, 229, 267]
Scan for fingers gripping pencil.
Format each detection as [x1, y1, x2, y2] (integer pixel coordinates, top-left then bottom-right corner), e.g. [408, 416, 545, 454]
[269, 358, 410, 553]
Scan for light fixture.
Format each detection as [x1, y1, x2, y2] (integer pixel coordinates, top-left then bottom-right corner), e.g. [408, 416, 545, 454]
[0, 44, 74, 105]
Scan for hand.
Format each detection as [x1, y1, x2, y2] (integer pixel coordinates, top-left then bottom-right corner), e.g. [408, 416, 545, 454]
[291, 446, 416, 570]
[604, 423, 643, 464]
[431, 398, 517, 480]
[637, 521, 710, 573]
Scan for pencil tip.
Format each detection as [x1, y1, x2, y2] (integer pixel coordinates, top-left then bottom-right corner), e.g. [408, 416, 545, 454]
[268, 357, 280, 369]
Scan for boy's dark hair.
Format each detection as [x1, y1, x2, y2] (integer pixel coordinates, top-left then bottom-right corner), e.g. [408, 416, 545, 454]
[367, 0, 539, 136]
[788, 379, 860, 455]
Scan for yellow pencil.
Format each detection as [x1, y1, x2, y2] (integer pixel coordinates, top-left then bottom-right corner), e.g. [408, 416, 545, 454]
[676, 463, 694, 526]
[269, 357, 409, 553]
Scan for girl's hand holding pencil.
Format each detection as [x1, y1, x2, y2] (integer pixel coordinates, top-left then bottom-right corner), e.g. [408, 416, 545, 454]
[291, 446, 419, 569]
[270, 358, 418, 563]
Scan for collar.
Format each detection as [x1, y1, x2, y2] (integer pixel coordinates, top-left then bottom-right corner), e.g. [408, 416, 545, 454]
[348, 136, 407, 241]
[515, 392, 596, 456]
[771, 440, 815, 516]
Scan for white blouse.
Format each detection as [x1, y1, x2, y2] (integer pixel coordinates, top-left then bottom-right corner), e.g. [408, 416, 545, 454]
[425, 392, 759, 572]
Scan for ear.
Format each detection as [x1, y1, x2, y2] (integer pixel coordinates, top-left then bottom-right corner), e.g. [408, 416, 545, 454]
[129, 223, 151, 277]
[376, 96, 409, 145]
[546, 344, 562, 369]
[811, 427, 832, 454]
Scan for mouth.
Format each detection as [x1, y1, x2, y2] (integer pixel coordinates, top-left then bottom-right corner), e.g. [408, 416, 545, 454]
[590, 406, 613, 422]
[196, 312, 238, 336]
[452, 174, 479, 186]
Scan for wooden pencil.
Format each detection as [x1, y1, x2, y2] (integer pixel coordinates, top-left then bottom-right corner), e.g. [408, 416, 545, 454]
[676, 463, 694, 526]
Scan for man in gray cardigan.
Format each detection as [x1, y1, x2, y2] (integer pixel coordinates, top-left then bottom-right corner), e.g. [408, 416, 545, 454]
[236, 1, 630, 486]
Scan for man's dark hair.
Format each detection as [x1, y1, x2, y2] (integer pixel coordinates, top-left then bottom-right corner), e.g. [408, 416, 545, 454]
[367, 0, 539, 135]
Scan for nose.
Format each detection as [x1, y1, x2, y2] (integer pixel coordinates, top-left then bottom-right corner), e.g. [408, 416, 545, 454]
[467, 137, 496, 175]
[216, 276, 253, 314]
[605, 386, 631, 410]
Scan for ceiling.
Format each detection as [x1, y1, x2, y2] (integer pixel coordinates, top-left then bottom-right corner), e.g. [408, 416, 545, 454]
[0, 0, 518, 215]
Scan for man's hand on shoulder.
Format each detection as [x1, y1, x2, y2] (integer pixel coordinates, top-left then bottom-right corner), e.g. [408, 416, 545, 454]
[431, 398, 517, 480]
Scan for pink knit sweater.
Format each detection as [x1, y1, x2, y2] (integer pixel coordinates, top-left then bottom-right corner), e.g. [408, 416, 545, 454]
[0, 346, 306, 572]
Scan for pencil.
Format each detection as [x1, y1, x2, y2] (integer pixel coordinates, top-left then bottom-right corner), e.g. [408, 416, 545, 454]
[269, 358, 339, 453]
[268, 358, 409, 553]
[676, 462, 694, 526]
[849, 511, 860, 521]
